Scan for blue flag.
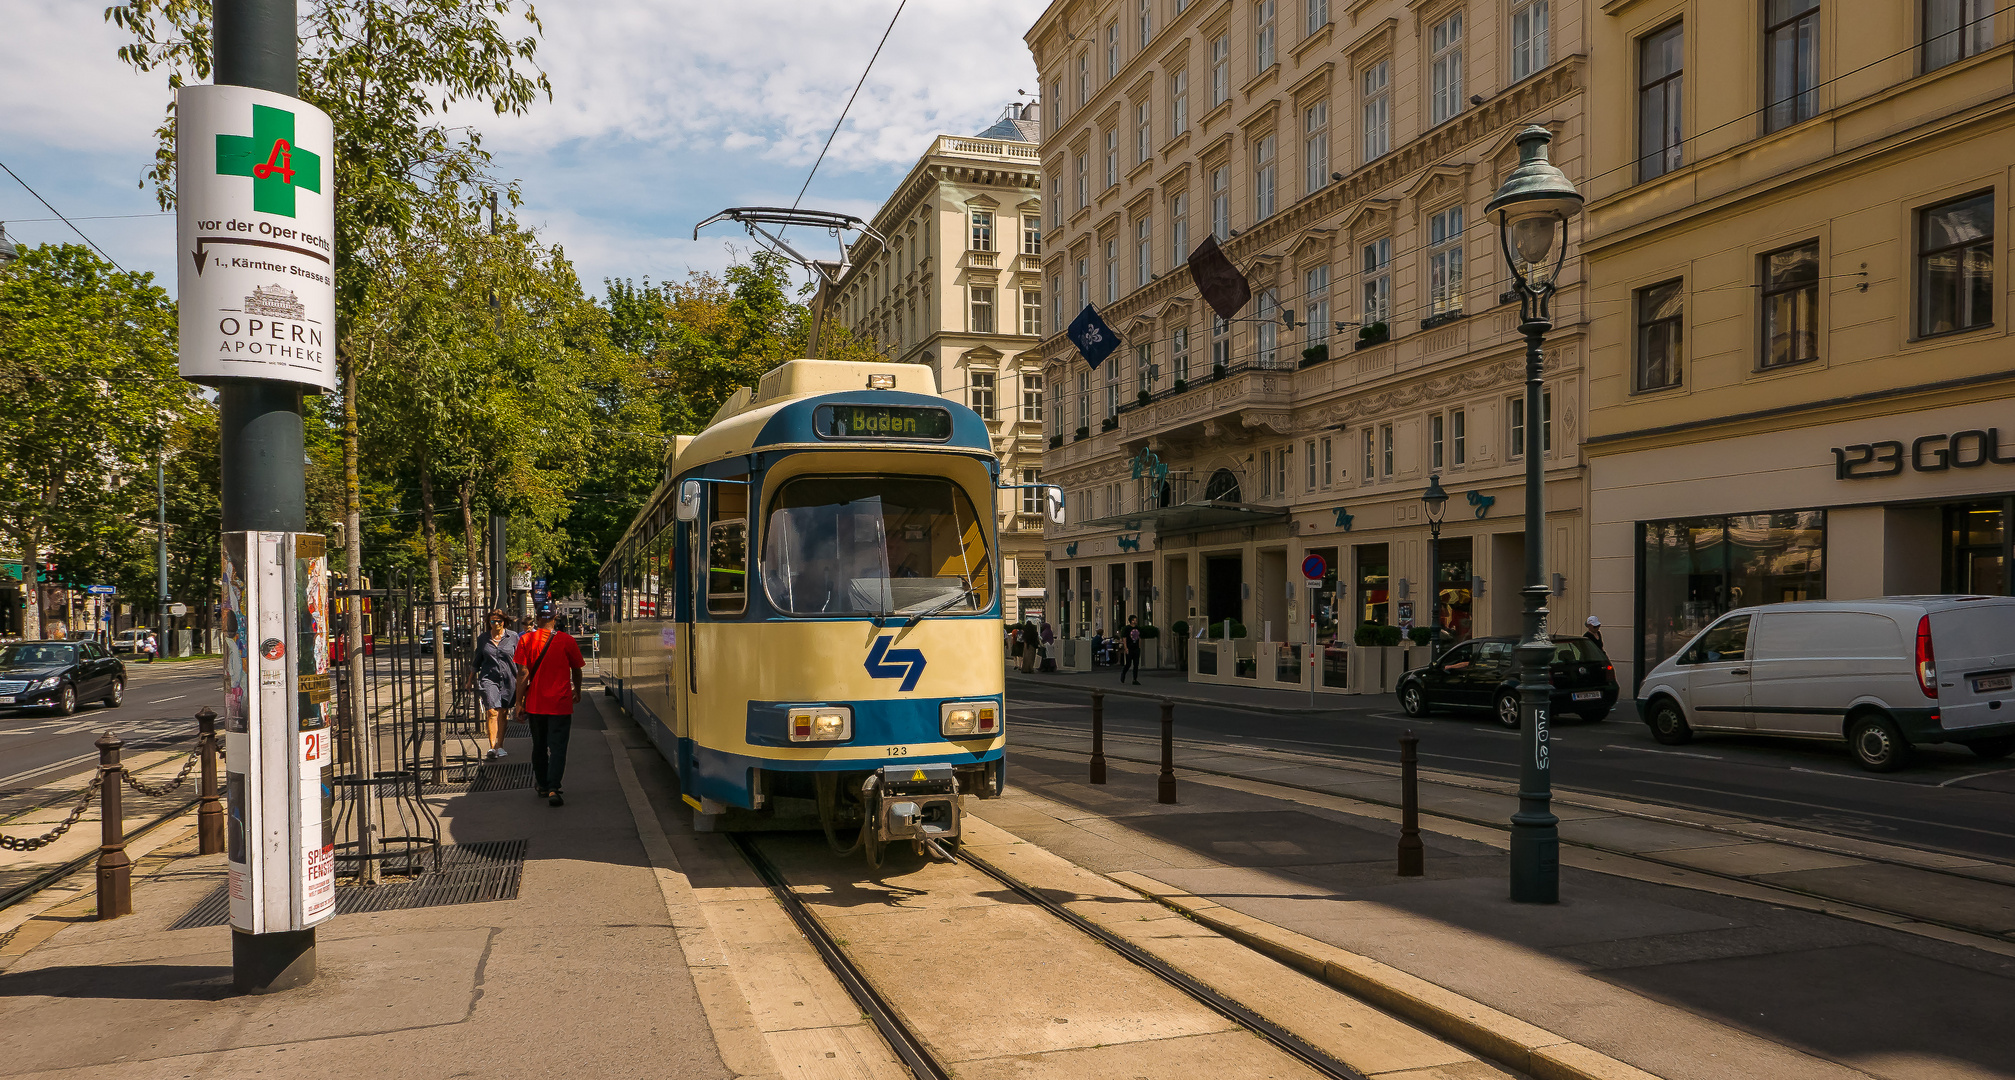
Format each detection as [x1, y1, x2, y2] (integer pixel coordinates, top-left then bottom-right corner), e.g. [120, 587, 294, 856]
[1067, 304, 1122, 369]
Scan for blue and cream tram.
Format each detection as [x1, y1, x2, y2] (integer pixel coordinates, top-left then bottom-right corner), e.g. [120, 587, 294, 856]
[599, 359, 1046, 862]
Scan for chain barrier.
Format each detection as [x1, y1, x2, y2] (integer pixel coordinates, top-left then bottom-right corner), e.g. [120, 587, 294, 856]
[120, 748, 202, 797]
[0, 775, 103, 852]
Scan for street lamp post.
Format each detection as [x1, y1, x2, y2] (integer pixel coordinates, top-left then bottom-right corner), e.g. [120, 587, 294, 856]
[1485, 125, 1584, 905]
[1421, 474, 1448, 651]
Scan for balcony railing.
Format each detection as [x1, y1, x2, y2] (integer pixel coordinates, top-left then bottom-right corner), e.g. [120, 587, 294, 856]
[934, 136, 1041, 161]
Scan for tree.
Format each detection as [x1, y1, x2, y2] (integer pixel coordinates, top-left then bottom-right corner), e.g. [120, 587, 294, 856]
[0, 244, 191, 638]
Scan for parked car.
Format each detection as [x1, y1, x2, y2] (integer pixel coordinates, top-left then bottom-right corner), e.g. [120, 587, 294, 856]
[1397, 636, 1617, 726]
[417, 630, 461, 656]
[1636, 600, 2015, 769]
[0, 640, 125, 715]
[1637, 596, 2015, 771]
[111, 628, 154, 655]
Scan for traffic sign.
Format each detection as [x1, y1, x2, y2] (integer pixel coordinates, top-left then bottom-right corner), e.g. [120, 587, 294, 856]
[175, 84, 337, 391]
[1301, 553, 1328, 581]
[168, 603, 189, 617]
[86, 584, 117, 595]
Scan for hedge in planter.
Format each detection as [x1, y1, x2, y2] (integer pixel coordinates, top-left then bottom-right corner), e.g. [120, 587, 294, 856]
[1354, 621, 1403, 647]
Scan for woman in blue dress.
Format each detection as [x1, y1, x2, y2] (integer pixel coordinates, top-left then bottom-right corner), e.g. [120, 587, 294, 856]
[473, 611, 519, 760]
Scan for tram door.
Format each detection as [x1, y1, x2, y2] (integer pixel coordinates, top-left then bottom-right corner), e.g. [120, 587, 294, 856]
[669, 518, 694, 740]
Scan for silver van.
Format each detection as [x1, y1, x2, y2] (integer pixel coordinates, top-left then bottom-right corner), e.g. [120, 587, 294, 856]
[1636, 596, 2015, 771]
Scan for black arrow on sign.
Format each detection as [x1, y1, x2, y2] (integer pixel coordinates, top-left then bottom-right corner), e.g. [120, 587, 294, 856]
[189, 235, 333, 276]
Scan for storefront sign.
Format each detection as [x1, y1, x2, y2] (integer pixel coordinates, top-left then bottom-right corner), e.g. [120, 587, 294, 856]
[1832, 428, 2015, 479]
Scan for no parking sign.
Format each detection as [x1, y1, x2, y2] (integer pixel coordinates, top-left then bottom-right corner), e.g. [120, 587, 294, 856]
[1301, 553, 1327, 581]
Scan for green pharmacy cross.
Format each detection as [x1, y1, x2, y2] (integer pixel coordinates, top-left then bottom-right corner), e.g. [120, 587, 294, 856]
[217, 104, 322, 217]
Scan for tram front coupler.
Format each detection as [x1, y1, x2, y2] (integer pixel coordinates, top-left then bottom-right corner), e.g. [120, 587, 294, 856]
[869, 763, 961, 858]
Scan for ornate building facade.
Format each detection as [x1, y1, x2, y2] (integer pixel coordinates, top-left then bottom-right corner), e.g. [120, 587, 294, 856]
[815, 112, 1052, 624]
[1027, 0, 1594, 666]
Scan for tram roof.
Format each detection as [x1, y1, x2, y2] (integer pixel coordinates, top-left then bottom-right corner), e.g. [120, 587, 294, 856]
[672, 358, 995, 468]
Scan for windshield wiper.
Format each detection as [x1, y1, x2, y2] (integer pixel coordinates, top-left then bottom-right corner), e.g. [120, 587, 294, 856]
[903, 584, 978, 628]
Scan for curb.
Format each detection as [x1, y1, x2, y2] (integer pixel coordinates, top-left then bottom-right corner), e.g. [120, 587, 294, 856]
[1006, 673, 1369, 715]
[1106, 872, 1661, 1080]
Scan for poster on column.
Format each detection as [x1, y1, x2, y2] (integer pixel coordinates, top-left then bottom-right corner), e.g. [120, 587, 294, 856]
[175, 84, 337, 391]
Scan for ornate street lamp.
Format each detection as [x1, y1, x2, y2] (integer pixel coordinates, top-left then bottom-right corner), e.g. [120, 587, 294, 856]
[1421, 474, 1448, 650]
[1485, 125, 1583, 905]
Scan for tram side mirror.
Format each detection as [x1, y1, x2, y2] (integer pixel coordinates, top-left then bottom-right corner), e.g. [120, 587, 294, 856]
[1046, 485, 1066, 525]
[675, 479, 703, 522]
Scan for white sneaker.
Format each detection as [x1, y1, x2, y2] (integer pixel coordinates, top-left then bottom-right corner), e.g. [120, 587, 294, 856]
[487, 748, 508, 760]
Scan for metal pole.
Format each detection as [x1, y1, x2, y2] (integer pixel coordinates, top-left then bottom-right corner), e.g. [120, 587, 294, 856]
[198, 708, 225, 854]
[489, 513, 510, 616]
[1508, 316, 1559, 904]
[1089, 689, 1106, 784]
[95, 732, 132, 919]
[1427, 517, 1440, 653]
[1398, 731, 1423, 876]
[157, 455, 169, 659]
[215, 0, 318, 987]
[1157, 699, 1176, 804]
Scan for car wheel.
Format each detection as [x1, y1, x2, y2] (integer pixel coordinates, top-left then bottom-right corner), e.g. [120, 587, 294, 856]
[1848, 712, 1913, 772]
[103, 678, 124, 709]
[1964, 734, 2015, 760]
[51, 683, 77, 717]
[1495, 691, 1522, 729]
[1649, 699, 1692, 745]
[1400, 682, 1431, 718]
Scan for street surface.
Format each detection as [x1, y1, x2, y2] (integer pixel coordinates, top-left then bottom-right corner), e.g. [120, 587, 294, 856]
[0, 661, 221, 793]
[1007, 676, 2015, 864]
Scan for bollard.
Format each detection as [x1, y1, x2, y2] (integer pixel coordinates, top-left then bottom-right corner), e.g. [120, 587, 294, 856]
[1398, 730, 1424, 877]
[1157, 699, 1177, 804]
[96, 732, 132, 919]
[1089, 690, 1107, 784]
[197, 707, 225, 855]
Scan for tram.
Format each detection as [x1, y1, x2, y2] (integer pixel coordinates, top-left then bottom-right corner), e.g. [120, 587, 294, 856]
[599, 359, 1056, 863]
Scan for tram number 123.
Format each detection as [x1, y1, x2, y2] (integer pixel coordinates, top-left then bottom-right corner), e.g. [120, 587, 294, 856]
[886, 746, 910, 756]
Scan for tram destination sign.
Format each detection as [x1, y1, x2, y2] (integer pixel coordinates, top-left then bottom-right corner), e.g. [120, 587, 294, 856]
[817, 404, 954, 441]
[176, 84, 337, 392]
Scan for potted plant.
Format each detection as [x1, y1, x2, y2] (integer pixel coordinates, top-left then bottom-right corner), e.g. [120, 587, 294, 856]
[1074, 425, 1090, 441]
[1172, 377, 1188, 394]
[1101, 416, 1119, 431]
[1355, 322, 1389, 350]
[1352, 621, 1406, 694]
[1137, 389, 1152, 407]
[1300, 343, 1329, 367]
[1049, 434, 1063, 449]
[1212, 362, 1228, 379]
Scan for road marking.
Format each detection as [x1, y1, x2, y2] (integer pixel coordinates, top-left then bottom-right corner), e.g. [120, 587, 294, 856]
[1605, 743, 1723, 761]
[1938, 767, 2015, 788]
[151, 694, 188, 702]
[1788, 766, 1918, 787]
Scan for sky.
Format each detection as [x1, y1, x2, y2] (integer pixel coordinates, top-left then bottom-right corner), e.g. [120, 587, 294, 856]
[0, 0, 1040, 300]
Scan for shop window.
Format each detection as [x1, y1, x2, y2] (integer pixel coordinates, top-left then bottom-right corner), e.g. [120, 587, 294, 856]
[1919, 191, 1994, 337]
[1945, 501, 2009, 594]
[1637, 511, 1825, 676]
[1356, 543, 1390, 625]
[1760, 241, 1819, 368]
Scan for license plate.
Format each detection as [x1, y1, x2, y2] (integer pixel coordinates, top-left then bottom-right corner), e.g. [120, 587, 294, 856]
[1973, 674, 2013, 693]
[0, 696, 14, 704]
[1572, 691, 1602, 701]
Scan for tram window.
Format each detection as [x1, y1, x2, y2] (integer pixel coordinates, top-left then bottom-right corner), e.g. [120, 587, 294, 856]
[762, 476, 993, 617]
[706, 477, 750, 616]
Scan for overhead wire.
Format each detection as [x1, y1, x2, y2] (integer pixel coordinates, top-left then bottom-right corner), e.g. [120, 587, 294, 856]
[779, 0, 911, 241]
[0, 158, 129, 272]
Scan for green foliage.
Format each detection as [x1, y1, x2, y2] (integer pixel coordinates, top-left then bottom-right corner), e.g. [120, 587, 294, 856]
[1355, 621, 1403, 647]
[1171, 619, 1189, 637]
[1138, 624, 1159, 639]
[1209, 619, 1247, 639]
[0, 244, 193, 635]
[1407, 626, 1436, 646]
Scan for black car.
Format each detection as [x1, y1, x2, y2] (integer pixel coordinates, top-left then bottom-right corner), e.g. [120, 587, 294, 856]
[0, 640, 126, 715]
[1396, 636, 1617, 726]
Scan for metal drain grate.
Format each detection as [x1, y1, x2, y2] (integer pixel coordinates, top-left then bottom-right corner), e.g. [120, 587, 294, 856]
[505, 723, 530, 739]
[167, 840, 528, 930]
[419, 761, 536, 796]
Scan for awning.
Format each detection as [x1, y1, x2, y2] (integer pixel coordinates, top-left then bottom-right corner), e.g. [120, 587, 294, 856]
[1081, 500, 1290, 533]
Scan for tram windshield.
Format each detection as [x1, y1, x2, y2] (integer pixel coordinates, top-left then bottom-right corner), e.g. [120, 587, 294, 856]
[762, 476, 993, 617]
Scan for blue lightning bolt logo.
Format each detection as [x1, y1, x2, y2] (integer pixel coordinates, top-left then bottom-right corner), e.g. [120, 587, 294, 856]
[864, 635, 927, 692]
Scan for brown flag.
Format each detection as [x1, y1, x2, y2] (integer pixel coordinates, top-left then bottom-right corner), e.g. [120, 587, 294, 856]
[1187, 234, 1252, 321]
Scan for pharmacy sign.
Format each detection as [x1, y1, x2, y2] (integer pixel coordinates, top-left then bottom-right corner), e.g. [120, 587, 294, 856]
[176, 84, 336, 391]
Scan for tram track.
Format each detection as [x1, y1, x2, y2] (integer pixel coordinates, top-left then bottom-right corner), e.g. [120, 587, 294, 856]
[0, 797, 197, 912]
[730, 831, 1371, 1080]
[1012, 729, 2015, 945]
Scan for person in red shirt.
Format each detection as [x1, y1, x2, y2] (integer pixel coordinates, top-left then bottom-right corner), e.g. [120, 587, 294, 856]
[513, 602, 586, 806]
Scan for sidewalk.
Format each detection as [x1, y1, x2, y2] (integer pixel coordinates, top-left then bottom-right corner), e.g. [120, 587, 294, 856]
[976, 743, 2015, 1080]
[0, 693, 736, 1080]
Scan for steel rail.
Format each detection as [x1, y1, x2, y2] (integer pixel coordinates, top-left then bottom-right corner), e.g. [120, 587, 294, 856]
[0, 796, 198, 911]
[1015, 731, 2015, 944]
[729, 834, 953, 1080]
[954, 847, 1370, 1080]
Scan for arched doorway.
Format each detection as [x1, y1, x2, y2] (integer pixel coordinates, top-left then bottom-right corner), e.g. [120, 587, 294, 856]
[1204, 468, 1241, 503]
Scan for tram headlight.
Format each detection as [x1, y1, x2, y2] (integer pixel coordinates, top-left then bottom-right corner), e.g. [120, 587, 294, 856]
[787, 706, 853, 743]
[941, 701, 1000, 738]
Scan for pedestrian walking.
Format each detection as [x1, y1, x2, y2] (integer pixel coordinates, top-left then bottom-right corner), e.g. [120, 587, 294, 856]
[142, 631, 158, 664]
[1119, 615, 1143, 685]
[1584, 616, 1605, 650]
[473, 610, 519, 761]
[1040, 622, 1054, 649]
[514, 602, 586, 807]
